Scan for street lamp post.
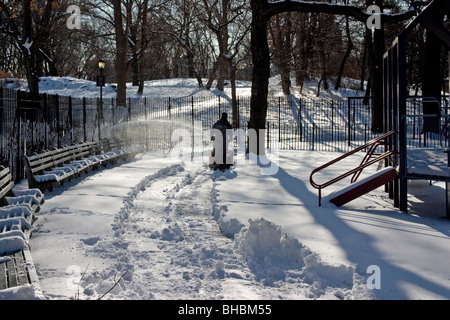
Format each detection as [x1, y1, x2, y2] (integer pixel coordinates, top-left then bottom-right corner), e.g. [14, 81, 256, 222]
[96, 59, 106, 140]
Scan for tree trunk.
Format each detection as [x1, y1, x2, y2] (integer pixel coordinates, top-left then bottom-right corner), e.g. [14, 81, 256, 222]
[370, 26, 385, 133]
[113, 0, 127, 107]
[270, 14, 292, 95]
[360, 42, 368, 92]
[295, 14, 312, 94]
[335, 17, 353, 90]
[206, 59, 219, 90]
[230, 61, 238, 128]
[137, 0, 150, 95]
[368, 0, 385, 133]
[248, 1, 270, 155]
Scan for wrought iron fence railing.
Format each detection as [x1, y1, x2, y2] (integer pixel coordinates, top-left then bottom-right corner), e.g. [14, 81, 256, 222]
[4, 87, 431, 183]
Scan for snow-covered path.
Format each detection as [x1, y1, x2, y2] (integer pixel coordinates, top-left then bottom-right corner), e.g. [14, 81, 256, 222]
[28, 149, 450, 300]
[111, 163, 365, 300]
[111, 163, 252, 300]
[30, 153, 371, 300]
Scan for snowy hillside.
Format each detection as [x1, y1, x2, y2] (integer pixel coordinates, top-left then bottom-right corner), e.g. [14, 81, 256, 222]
[1, 75, 365, 100]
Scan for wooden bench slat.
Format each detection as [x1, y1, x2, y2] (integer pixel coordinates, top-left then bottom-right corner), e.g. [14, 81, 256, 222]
[5, 259, 18, 288]
[0, 261, 7, 290]
[0, 182, 14, 201]
[24, 138, 137, 192]
[13, 251, 29, 286]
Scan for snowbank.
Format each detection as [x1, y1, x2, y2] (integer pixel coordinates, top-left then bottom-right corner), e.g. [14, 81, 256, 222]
[0, 284, 39, 300]
[235, 218, 362, 299]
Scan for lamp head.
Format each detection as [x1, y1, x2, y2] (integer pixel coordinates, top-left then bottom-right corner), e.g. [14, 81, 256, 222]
[98, 59, 106, 70]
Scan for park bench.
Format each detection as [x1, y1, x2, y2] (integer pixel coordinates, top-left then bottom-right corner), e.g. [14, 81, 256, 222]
[0, 166, 44, 294]
[24, 138, 143, 192]
[88, 138, 125, 166]
[85, 138, 143, 166]
[107, 137, 144, 161]
[24, 147, 75, 192]
[0, 166, 43, 216]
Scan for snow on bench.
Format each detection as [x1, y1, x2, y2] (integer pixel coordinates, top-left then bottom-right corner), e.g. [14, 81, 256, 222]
[24, 138, 141, 192]
[1, 166, 43, 216]
[0, 166, 44, 295]
[323, 167, 398, 207]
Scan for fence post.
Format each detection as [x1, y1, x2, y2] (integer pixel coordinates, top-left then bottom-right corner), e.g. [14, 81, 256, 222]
[83, 97, 87, 142]
[168, 97, 171, 120]
[331, 100, 334, 143]
[237, 96, 240, 128]
[69, 96, 73, 144]
[144, 97, 148, 121]
[278, 97, 281, 143]
[191, 96, 195, 127]
[312, 124, 315, 151]
[111, 98, 115, 125]
[218, 95, 221, 117]
[128, 97, 131, 122]
[348, 97, 351, 147]
[56, 94, 61, 148]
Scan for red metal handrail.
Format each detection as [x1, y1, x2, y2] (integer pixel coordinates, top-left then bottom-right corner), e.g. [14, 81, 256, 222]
[309, 130, 398, 206]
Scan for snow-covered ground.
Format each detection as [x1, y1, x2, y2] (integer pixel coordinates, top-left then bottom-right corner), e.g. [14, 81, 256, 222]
[5, 149, 449, 300]
[1, 77, 449, 301]
[1, 75, 364, 100]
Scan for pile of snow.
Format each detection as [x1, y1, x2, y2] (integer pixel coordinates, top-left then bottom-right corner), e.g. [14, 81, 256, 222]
[236, 218, 359, 298]
[0, 284, 38, 300]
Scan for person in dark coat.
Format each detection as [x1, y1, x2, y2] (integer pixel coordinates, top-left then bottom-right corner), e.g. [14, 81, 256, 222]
[211, 112, 233, 170]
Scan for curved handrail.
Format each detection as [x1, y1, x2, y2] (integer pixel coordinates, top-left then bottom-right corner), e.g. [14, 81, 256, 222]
[310, 130, 398, 206]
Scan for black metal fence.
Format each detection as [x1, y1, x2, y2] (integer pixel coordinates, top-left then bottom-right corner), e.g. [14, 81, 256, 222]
[1, 87, 381, 182]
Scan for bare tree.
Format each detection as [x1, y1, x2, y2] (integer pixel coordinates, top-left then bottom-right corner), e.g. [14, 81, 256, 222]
[199, 0, 249, 92]
[248, 0, 416, 155]
[335, 16, 353, 90]
[269, 12, 293, 95]
[0, 0, 60, 95]
[112, 0, 127, 107]
[155, 0, 205, 88]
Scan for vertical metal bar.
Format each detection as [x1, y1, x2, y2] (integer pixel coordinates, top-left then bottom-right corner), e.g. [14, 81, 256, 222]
[69, 96, 73, 144]
[398, 37, 408, 213]
[56, 94, 61, 148]
[278, 97, 281, 143]
[83, 97, 87, 142]
[348, 98, 351, 147]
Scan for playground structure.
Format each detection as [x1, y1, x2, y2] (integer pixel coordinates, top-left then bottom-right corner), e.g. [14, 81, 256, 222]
[311, 0, 450, 218]
[309, 131, 398, 207]
[384, 0, 450, 217]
